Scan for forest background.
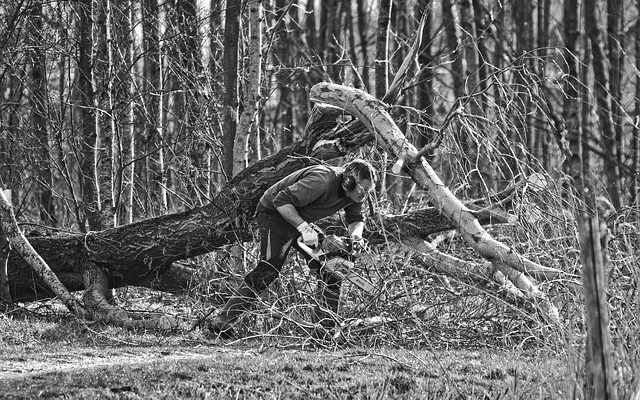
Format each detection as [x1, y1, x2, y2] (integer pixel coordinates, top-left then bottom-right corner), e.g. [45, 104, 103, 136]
[0, 0, 639, 398]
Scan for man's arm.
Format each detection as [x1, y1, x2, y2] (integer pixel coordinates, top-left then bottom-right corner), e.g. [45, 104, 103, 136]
[276, 204, 305, 228]
[277, 204, 319, 247]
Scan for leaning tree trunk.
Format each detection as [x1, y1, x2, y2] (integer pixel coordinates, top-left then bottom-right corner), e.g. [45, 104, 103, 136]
[309, 83, 562, 321]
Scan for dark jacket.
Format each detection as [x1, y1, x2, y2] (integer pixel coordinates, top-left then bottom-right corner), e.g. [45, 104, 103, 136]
[257, 165, 364, 225]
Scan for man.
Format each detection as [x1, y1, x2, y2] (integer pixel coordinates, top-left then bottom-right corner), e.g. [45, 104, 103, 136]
[207, 159, 377, 337]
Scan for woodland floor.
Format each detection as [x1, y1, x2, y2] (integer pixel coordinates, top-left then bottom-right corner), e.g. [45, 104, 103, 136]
[0, 310, 578, 400]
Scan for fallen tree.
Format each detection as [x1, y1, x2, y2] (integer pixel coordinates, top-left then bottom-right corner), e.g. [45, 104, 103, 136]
[2, 83, 565, 326]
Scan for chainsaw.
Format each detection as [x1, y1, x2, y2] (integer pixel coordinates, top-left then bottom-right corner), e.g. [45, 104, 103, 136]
[296, 234, 381, 298]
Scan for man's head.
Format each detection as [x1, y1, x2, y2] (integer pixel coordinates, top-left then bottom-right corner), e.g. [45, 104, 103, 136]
[342, 159, 377, 203]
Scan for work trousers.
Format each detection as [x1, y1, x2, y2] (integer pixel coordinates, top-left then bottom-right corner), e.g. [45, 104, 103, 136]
[244, 210, 341, 314]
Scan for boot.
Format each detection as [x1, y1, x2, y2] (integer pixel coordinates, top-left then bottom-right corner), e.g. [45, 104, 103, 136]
[207, 284, 257, 338]
[312, 280, 341, 330]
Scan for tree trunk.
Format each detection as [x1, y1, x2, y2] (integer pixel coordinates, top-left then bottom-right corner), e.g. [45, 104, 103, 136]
[414, 0, 434, 150]
[27, 1, 56, 228]
[106, 0, 119, 227]
[512, 0, 534, 173]
[562, 0, 583, 198]
[442, 0, 465, 99]
[221, 0, 241, 181]
[634, 0, 640, 206]
[356, 0, 370, 90]
[77, 0, 102, 232]
[607, 0, 624, 205]
[471, 0, 489, 112]
[156, 0, 169, 214]
[536, 0, 551, 171]
[234, 0, 262, 176]
[585, 0, 622, 210]
[375, 0, 392, 98]
[273, 0, 295, 147]
[460, 0, 479, 98]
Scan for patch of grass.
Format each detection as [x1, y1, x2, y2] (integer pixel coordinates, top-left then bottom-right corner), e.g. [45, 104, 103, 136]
[0, 344, 573, 399]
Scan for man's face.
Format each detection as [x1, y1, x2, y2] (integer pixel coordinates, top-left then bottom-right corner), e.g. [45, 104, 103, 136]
[346, 178, 374, 203]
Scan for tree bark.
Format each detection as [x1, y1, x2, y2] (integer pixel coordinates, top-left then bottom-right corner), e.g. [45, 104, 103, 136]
[634, 0, 640, 206]
[221, 0, 241, 180]
[375, 0, 392, 98]
[607, 0, 624, 205]
[234, 0, 262, 176]
[512, 0, 534, 172]
[27, 1, 56, 228]
[585, 0, 622, 210]
[562, 0, 584, 199]
[356, 0, 370, 90]
[414, 0, 434, 149]
[77, 0, 102, 232]
[442, 0, 465, 99]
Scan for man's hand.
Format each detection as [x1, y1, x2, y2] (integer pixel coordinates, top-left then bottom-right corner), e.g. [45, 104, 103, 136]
[297, 221, 319, 247]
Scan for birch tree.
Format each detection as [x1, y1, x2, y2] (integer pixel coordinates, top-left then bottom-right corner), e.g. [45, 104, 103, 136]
[234, 0, 262, 176]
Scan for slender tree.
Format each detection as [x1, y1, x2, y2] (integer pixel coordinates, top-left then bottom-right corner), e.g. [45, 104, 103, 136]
[460, 0, 479, 100]
[512, 0, 534, 165]
[562, 0, 583, 197]
[234, 0, 262, 176]
[536, 0, 551, 171]
[221, 0, 241, 181]
[415, 0, 434, 150]
[633, 0, 640, 206]
[442, 0, 465, 99]
[356, 0, 370, 90]
[607, 0, 625, 203]
[273, 0, 295, 147]
[375, 0, 392, 98]
[472, 0, 489, 112]
[585, 0, 622, 210]
[77, 0, 102, 231]
[27, 1, 56, 227]
[93, 0, 111, 226]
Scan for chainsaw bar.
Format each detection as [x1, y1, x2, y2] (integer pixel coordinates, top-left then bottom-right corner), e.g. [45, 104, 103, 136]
[297, 238, 380, 297]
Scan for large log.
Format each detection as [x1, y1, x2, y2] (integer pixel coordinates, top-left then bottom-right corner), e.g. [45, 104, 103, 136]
[8, 199, 507, 302]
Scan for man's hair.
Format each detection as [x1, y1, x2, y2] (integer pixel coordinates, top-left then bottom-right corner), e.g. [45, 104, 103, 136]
[343, 159, 378, 184]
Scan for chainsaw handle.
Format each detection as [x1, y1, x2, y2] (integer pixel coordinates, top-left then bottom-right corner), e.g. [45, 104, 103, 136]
[297, 236, 322, 261]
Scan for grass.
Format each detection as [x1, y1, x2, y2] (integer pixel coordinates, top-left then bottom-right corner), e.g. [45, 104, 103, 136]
[0, 312, 575, 399]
